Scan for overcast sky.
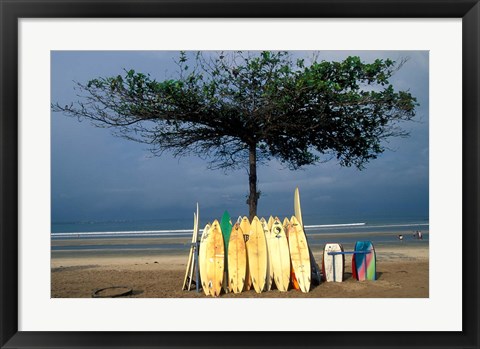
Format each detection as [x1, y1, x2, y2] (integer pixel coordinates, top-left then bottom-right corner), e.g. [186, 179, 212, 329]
[51, 51, 428, 224]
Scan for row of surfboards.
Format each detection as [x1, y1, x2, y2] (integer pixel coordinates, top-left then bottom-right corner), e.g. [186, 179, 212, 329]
[199, 213, 312, 296]
[197, 213, 377, 297]
[182, 187, 376, 296]
[181, 187, 316, 295]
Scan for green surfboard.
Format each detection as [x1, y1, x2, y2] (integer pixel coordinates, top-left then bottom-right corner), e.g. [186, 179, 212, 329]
[220, 211, 233, 292]
[220, 210, 233, 251]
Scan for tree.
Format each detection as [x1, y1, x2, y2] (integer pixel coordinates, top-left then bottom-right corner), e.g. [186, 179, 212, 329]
[52, 51, 418, 220]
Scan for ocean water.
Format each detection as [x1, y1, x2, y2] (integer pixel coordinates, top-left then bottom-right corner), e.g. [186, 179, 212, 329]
[51, 215, 428, 252]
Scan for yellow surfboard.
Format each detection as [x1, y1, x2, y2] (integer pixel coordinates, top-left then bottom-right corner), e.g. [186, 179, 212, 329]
[283, 216, 300, 290]
[288, 216, 311, 293]
[294, 187, 322, 285]
[240, 216, 252, 291]
[228, 223, 247, 293]
[283, 217, 290, 229]
[269, 218, 291, 292]
[260, 218, 274, 291]
[267, 216, 274, 231]
[199, 223, 210, 296]
[294, 187, 303, 227]
[205, 220, 224, 297]
[247, 217, 268, 293]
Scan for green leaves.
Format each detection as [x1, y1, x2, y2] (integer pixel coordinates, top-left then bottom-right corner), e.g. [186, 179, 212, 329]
[56, 51, 417, 173]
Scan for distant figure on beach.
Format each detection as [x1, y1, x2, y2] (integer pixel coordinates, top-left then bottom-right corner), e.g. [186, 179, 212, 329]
[398, 234, 404, 241]
[413, 230, 423, 240]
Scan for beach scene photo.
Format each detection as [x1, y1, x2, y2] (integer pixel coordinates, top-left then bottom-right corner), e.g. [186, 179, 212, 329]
[51, 50, 428, 298]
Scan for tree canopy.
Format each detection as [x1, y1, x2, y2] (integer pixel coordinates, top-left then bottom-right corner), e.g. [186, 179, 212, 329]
[52, 51, 418, 219]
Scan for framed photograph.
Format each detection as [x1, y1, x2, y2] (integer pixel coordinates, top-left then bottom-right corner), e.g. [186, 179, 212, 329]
[1, 0, 478, 348]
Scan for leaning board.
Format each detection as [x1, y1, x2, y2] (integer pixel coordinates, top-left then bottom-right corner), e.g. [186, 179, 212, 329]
[269, 218, 291, 292]
[248, 217, 268, 293]
[288, 216, 311, 293]
[353, 241, 376, 281]
[228, 223, 247, 293]
[261, 219, 274, 291]
[283, 216, 299, 290]
[240, 216, 252, 291]
[322, 243, 345, 282]
[182, 211, 199, 291]
[220, 211, 233, 252]
[220, 211, 233, 293]
[199, 223, 211, 296]
[205, 220, 225, 296]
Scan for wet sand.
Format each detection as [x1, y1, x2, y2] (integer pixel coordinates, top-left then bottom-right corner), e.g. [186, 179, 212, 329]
[51, 239, 428, 298]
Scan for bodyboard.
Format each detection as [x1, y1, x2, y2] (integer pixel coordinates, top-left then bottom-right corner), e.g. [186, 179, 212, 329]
[353, 241, 376, 281]
[322, 243, 345, 282]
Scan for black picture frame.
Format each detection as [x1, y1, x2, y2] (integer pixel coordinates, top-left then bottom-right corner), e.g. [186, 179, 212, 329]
[1, 1, 478, 348]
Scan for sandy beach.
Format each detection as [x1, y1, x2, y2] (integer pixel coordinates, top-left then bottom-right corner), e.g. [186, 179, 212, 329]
[51, 237, 428, 298]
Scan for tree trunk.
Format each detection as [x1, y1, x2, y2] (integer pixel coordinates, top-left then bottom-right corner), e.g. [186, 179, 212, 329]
[247, 144, 258, 221]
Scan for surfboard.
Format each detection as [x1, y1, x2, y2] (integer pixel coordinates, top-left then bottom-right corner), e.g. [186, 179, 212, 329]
[247, 217, 268, 293]
[294, 187, 303, 226]
[205, 220, 225, 297]
[322, 243, 345, 282]
[283, 217, 290, 229]
[282, 217, 299, 290]
[221, 211, 233, 251]
[353, 241, 376, 281]
[188, 206, 201, 290]
[194, 203, 200, 290]
[269, 218, 291, 292]
[294, 187, 322, 285]
[182, 212, 198, 291]
[288, 216, 311, 293]
[199, 223, 211, 296]
[220, 211, 233, 293]
[239, 216, 252, 291]
[267, 216, 274, 231]
[260, 218, 274, 291]
[228, 223, 247, 293]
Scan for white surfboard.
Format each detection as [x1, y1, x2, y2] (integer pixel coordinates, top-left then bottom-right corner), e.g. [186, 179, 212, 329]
[269, 218, 291, 292]
[199, 223, 211, 296]
[261, 218, 274, 291]
[323, 243, 345, 282]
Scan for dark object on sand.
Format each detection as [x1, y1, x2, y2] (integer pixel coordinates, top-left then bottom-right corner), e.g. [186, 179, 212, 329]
[92, 286, 133, 298]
